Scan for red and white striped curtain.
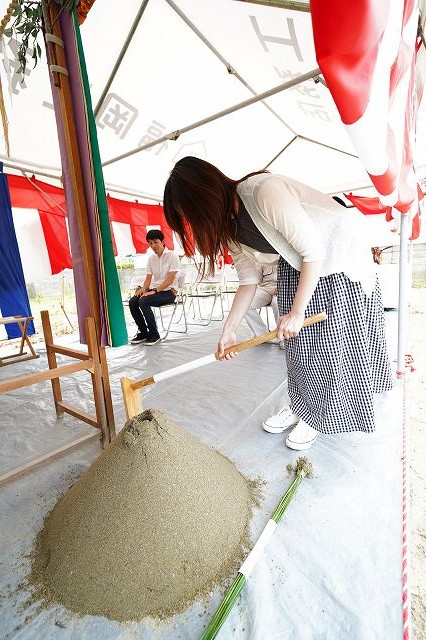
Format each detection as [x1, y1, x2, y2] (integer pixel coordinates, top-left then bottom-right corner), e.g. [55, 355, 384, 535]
[7, 174, 173, 282]
[310, 0, 425, 235]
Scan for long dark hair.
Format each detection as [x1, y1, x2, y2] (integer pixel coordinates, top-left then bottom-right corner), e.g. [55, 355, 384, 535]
[163, 156, 266, 276]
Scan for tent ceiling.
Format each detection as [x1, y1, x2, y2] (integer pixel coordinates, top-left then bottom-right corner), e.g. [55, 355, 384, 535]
[0, 0, 415, 201]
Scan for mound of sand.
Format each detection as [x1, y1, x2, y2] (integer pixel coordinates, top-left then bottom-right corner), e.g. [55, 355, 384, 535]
[31, 409, 255, 621]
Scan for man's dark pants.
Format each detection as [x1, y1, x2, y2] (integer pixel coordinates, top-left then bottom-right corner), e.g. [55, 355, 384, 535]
[129, 290, 176, 339]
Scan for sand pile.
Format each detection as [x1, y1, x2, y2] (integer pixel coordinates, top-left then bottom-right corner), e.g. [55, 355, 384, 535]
[31, 409, 255, 621]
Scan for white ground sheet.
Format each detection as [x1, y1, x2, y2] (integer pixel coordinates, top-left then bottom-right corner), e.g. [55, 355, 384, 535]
[0, 311, 403, 639]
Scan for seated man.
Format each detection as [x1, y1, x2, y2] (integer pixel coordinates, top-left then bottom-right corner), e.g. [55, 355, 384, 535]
[129, 229, 179, 345]
[244, 265, 283, 346]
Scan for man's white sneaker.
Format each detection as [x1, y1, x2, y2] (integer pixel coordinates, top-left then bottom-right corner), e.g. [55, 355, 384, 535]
[262, 405, 299, 434]
[285, 419, 318, 450]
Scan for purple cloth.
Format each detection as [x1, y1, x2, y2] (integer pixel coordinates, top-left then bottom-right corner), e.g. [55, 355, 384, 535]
[47, 10, 109, 345]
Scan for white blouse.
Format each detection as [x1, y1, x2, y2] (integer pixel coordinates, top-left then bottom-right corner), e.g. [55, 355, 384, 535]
[229, 174, 376, 295]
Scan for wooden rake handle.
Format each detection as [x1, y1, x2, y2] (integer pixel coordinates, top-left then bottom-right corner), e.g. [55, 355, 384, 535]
[219, 311, 327, 359]
[129, 311, 327, 391]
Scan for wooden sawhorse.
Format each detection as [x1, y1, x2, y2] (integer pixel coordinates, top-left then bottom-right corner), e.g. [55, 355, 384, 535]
[0, 316, 39, 367]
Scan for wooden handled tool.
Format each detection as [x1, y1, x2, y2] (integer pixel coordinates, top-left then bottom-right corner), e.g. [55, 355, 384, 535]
[121, 311, 327, 420]
[219, 311, 327, 358]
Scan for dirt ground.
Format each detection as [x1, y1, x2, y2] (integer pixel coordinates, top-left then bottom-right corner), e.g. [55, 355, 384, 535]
[407, 289, 426, 637]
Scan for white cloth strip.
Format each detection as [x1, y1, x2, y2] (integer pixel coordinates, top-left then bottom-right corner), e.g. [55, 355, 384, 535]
[44, 33, 64, 47]
[239, 519, 277, 578]
[49, 65, 69, 76]
[153, 353, 217, 383]
[0, 316, 29, 325]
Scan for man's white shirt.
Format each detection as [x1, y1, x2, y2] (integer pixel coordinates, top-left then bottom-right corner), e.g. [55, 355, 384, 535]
[147, 248, 179, 291]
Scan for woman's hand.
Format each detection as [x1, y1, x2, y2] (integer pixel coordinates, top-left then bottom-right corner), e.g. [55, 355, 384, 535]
[277, 311, 305, 340]
[217, 329, 238, 360]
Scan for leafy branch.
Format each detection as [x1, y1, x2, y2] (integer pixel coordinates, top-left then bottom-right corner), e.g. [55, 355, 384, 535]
[2, 0, 76, 78]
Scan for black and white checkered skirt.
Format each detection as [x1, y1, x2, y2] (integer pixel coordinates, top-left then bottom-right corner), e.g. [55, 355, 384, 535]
[277, 259, 393, 434]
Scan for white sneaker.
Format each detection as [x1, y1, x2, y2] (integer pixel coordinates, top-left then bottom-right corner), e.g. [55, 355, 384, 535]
[285, 419, 318, 450]
[262, 405, 299, 433]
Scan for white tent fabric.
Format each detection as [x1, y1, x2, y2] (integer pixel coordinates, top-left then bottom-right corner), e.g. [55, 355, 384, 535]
[0, 0, 379, 199]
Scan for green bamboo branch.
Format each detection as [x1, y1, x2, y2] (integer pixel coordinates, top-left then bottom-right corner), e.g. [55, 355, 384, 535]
[199, 457, 313, 640]
[2, 0, 75, 78]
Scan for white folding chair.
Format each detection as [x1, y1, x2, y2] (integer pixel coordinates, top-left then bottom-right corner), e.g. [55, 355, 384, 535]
[184, 266, 225, 326]
[156, 272, 188, 339]
[223, 264, 240, 311]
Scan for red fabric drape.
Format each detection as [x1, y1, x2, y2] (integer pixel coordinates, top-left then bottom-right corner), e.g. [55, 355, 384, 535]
[76, 0, 97, 25]
[345, 184, 423, 240]
[8, 175, 72, 274]
[7, 175, 176, 275]
[107, 195, 173, 254]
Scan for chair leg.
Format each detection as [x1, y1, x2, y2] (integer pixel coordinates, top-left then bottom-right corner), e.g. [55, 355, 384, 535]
[157, 299, 189, 339]
[185, 292, 224, 326]
[157, 307, 166, 331]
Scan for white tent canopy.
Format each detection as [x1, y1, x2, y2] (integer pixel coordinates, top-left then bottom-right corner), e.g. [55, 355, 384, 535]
[0, 0, 380, 200]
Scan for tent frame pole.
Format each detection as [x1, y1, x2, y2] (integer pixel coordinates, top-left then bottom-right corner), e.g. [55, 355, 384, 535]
[93, 0, 150, 117]
[146, 0, 355, 166]
[164, 0, 297, 133]
[263, 132, 358, 171]
[234, 0, 311, 11]
[0, 155, 162, 202]
[397, 213, 411, 378]
[103, 67, 321, 167]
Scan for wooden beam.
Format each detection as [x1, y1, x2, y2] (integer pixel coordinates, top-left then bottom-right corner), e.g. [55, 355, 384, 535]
[99, 346, 116, 440]
[0, 316, 39, 366]
[0, 432, 99, 486]
[57, 401, 99, 428]
[0, 354, 39, 367]
[121, 377, 142, 420]
[41, 309, 63, 416]
[86, 316, 111, 445]
[47, 344, 91, 360]
[0, 360, 93, 394]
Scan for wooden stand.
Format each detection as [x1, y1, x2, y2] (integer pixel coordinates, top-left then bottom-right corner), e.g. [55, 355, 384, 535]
[0, 310, 114, 485]
[0, 316, 39, 367]
[41, 2, 116, 446]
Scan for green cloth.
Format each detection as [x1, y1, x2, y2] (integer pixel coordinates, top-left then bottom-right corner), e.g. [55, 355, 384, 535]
[74, 11, 127, 346]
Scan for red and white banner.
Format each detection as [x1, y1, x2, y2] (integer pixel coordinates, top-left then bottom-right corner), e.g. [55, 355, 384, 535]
[345, 184, 424, 240]
[311, 0, 424, 218]
[7, 175, 173, 282]
[107, 194, 173, 256]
